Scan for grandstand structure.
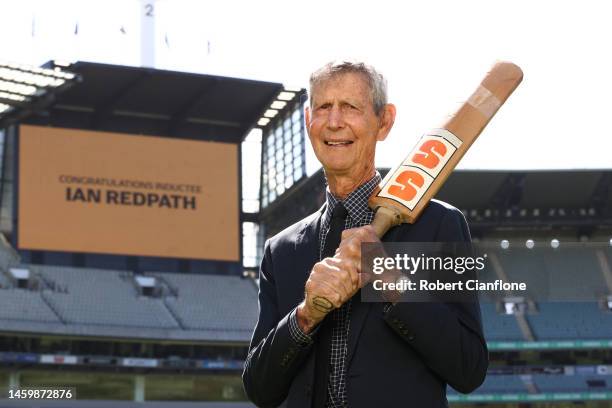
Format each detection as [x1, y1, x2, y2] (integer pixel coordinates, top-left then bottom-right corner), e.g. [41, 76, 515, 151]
[1, 59, 611, 407]
[0, 60, 304, 405]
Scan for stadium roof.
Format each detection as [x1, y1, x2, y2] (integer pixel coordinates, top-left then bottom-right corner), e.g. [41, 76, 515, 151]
[19, 60, 285, 143]
[260, 168, 612, 238]
[435, 169, 611, 209]
[0, 61, 80, 127]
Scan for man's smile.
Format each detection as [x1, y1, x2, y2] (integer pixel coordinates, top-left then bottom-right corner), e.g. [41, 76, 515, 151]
[324, 140, 354, 146]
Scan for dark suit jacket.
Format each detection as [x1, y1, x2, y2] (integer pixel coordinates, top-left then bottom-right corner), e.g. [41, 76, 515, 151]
[243, 199, 488, 407]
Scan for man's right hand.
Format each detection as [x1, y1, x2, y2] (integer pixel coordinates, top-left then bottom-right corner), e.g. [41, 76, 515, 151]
[295, 225, 383, 333]
[296, 255, 360, 333]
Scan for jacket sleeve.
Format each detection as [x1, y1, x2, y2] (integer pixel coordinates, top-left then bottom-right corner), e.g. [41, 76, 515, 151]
[383, 207, 489, 393]
[242, 239, 315, 407]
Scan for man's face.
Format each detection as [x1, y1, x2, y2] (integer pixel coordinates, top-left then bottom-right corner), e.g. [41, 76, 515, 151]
[305, 72, 389, 180]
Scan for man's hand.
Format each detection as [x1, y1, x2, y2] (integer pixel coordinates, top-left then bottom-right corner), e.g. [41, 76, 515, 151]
[296, 225, 380, 333]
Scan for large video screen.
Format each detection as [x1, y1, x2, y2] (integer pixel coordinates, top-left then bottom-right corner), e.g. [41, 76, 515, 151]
[18, 125, 239, 261]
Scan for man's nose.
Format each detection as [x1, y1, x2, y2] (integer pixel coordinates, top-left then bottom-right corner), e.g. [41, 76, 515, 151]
[326, 105, 344, 130]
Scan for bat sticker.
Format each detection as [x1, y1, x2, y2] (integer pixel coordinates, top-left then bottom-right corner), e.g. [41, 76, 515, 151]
[377, 129, 463, 210]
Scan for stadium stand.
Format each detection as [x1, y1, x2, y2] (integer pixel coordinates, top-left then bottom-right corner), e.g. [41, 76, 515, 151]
[449, 371, 612, 396]
[0, 288, 61, 323]
[158, 272, 258, 332]
[31, 265, 179, 329]
[0, 262, 259, 342]
[1, 241, 63, 323]
[474, 374, 528, 393]
[0, 270, 10, 289]
[0, 234, 19, 267]
[480, 302, 525, 341]
[532, 373, 612, 392]
[527, 302, 612, 340]
[542, 248, 609, 301]
[493, 250, 549, 301]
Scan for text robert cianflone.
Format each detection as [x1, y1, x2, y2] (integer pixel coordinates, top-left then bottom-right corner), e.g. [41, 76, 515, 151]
[371, 253, 487, 275]
[372, 279, 527, 292]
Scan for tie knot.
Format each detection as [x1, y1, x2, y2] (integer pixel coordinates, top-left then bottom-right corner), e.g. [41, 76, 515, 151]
[331, 203, 348, 220]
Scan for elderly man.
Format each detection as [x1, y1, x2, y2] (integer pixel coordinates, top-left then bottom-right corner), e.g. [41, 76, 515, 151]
[243, 61, 488, 408]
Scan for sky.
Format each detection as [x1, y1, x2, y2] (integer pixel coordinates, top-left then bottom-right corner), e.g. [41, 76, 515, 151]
[1, 0, 611, 171]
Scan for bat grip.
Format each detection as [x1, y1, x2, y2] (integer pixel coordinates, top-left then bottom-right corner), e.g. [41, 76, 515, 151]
[370, 206, 402, 238]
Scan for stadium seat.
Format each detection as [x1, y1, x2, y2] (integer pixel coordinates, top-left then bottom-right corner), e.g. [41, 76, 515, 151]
[480, 302, 525, 341]
[0, 288, 61, 323]
[532, 372, 612, 392]
[527, 302, 612, 340]
[158, 272, 258, 332]
[32, 265, 179, 329]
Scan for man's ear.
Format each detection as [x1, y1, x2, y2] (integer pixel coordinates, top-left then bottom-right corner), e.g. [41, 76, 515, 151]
[304, 105, 312, 131]
[376, 103, 396, 142]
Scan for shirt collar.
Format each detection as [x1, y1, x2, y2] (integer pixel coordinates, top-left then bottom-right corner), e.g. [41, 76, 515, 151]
[323, 171, 382, 226]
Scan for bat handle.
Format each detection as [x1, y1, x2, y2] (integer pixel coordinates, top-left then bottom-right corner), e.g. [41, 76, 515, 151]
[370, 206, 402, 238]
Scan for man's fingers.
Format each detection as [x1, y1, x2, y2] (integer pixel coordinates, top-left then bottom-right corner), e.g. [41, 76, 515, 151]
[326, 257, 359, 293]
[341, 227, 359, 241]
[335, 236, 364, 269]
[341, 225, 377, 243]
[312, 296, 334, 313]
[321, 258, 352, 298]
[358, 271, 374, 288]
[313, 279, 343, 306]
[308, 271, 345, 308]
[343, 258, 361, 290]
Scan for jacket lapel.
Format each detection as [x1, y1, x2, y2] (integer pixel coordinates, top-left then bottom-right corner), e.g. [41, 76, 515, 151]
[295, 204, 325, 254]
[292, 204, 325, 300]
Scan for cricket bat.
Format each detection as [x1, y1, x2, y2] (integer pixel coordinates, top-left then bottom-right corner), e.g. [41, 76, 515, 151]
[368, 61, 523, 237]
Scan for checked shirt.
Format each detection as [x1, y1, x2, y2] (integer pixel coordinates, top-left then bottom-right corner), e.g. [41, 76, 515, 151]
[288, 172, 381, 407]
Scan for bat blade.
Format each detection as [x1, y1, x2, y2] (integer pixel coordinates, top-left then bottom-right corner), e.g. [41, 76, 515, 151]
[368, 61, 523, 237]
